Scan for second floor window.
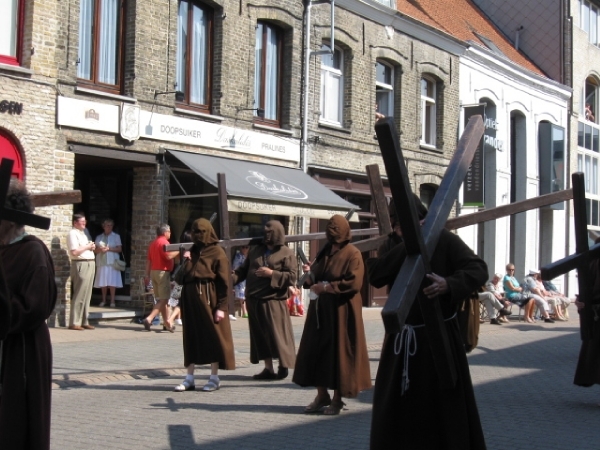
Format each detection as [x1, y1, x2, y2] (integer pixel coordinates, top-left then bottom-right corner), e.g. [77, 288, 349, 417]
[78, 0, 124, 91]
[0, 0, 23, 65]
[320, 44, 343, 126]
[254, 22, 281, 125]
[176, 1, 212, 110]
[376, 61, 394, 118]
[420, 77, 436, 147]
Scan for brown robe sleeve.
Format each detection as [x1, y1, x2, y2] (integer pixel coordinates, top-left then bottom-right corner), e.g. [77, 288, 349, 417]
[270, 247, 297, 292]
[328, 245, 363, 296]
[214, 247, 231, 311]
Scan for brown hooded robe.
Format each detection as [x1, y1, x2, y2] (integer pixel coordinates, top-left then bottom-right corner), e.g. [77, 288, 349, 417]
[0, 235, 57, 450]
[179, 219, 235, 370]
[292, 215, 372, 397]
[233, 220, 297, 368]
[368, 228, 488, 450]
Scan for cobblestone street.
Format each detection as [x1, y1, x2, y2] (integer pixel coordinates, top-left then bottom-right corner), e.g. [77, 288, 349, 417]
[50, 307, 600, 449]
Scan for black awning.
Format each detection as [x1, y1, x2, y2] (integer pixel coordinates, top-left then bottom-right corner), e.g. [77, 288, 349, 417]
[167, 150, 359, 220]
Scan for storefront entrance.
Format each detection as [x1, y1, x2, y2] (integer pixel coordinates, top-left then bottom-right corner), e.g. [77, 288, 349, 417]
[73, 155, 135, 299]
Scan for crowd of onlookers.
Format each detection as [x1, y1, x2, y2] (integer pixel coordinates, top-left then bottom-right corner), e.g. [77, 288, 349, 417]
[478, 263, 572, 325]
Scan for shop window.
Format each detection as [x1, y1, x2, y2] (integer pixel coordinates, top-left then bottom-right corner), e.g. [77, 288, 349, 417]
[0, 0, 24, 66]
[0, 130, 24, 179]
[420, 76, 437, 147]
[176, 1, 213, 112]
[77, 0, 125, 94]
[320, 43, 344, 126]
[375, 61, 394, 118]
[254, 22, 282, 126]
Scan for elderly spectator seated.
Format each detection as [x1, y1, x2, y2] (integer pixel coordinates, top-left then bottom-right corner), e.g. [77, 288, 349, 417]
[503, 264, 554, 324]
[524, 270, 568, 321]
[542, 279, 571, 320]
[479, 273, 512, 325]
[519, 269, 556, 323]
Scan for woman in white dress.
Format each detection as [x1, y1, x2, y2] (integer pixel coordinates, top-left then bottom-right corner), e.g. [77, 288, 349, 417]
[94, 219, 123, 307]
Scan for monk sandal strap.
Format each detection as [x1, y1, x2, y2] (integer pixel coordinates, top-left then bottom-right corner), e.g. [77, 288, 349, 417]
[202, 379, 220, 392]
[174, 380, 195, 392]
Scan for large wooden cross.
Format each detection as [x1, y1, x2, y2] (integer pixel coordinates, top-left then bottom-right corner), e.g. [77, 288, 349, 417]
[374, 116, 484, 389]
[541, 172, 600, 340]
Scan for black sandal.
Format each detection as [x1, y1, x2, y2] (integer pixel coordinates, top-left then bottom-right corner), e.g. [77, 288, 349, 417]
[304, 394, 331, 413]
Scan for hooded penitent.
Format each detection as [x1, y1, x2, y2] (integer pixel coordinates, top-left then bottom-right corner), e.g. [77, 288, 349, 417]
[325, 214, 352, 245]
[264, 220, 286, 246]
[191, 218, 219, 247]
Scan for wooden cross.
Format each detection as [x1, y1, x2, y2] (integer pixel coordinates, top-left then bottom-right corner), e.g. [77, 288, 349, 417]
[374, 116, 484, 389]
[540, 172, 600, 340]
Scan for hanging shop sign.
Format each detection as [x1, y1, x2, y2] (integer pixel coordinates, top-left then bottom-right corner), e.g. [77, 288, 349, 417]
[463, 105, 485, 207]
[57, 97, 119, 133]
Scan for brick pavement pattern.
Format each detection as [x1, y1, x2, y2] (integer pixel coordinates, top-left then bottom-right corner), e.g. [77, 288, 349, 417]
[50, 307, 600, 449]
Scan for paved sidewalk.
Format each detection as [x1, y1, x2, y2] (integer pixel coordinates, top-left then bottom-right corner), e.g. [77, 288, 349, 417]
[49, 307, 600, 449]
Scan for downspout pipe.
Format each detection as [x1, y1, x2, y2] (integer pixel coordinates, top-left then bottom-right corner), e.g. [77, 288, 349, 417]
[300, 0, 335, 174]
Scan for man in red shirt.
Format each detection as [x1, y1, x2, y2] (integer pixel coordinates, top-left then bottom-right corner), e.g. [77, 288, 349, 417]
[143, 224, 179, 331]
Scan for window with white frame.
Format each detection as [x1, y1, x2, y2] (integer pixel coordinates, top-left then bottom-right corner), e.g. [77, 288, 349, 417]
[374, 0, 394, 7]
[420, 77, 436, 147]
[581, 0, 600, 46]
[584, 77, 599, 124]
[77, 0, 124, 93]
[578, 116, 600, 227]
[320, 44, 344, 126]
[0, 0, 23, 65]
[176, 1, 212, 111]
[376, 61, 394, 118]
[254, 22, 282, 125]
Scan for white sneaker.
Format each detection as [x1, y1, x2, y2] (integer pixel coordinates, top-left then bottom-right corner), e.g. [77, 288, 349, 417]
[175, 319, 183, 325]
[229, 314, 237, 321]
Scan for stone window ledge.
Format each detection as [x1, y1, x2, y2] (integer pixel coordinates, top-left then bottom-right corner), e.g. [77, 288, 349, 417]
[75, 86, 137, 103]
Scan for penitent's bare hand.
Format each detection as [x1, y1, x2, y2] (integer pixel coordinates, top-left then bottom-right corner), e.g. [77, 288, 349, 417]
[423, 273, 448, 299]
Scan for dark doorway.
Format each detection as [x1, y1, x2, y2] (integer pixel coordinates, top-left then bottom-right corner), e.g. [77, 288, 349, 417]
[74, 164, 134, 298]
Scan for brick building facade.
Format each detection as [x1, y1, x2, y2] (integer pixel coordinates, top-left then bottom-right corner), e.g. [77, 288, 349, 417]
[1, 0, 466, 323]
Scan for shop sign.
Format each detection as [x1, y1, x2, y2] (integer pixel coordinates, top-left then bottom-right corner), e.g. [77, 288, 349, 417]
[0, 100, 23, 115]
[463, 105, 485, 207]
[245, 171, 308, 199]
[57, 97, 119, 133]
[227, 198, 358, 221]
[139, 110, 300, 163]
[120, 103, 141, 141]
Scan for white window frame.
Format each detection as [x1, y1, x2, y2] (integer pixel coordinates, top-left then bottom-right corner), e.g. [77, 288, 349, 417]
[320, 44, 344, 126]
[420, 76, 437, 148]
[581, 0, 600, 46]
[578, 117, 600, 228]
[376, 61, 394, 118]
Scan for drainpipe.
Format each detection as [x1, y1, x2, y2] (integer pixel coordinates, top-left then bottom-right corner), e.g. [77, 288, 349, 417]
[300, 0, 335, 174]
[515, 26, 524, 51]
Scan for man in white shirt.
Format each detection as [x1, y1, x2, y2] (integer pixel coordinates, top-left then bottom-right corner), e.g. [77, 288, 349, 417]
[67, 213, 96, 330]
[479, 273, 512, 325]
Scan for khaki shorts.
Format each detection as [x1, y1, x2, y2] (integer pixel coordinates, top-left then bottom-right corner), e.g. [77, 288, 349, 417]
[151, 270, 171, 300]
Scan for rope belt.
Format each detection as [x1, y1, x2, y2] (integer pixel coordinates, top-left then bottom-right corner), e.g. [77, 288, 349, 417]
[393, 312, 457, 396]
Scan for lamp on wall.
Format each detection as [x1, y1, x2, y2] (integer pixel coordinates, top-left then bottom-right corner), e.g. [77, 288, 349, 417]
[236, 106, 265, 118]
[154, 90, 185, 101]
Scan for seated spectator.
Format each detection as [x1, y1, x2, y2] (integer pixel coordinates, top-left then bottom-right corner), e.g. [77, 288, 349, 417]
[525, 270, 568, 321]
[503, 264, 554, 324]
[486, 273, 512, 322]
[542, 279, 571, 320]
[479, 273, 512, 325]
[523, 270, 554, 323]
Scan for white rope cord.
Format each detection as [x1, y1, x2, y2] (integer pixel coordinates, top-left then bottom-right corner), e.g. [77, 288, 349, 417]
[393, 312, 457, 395]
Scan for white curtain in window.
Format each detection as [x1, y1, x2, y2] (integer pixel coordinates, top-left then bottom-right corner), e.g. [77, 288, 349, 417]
[0, 0, 18, 57]
[78, 0, 94, 79]
[190, 5, 208, 104]
[321, 70, 341, 124]
[176, 1, 188, 97]
[98, 0, 119, 84]
[264, 26, 279, 120]
[253, 24, 264, 113]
